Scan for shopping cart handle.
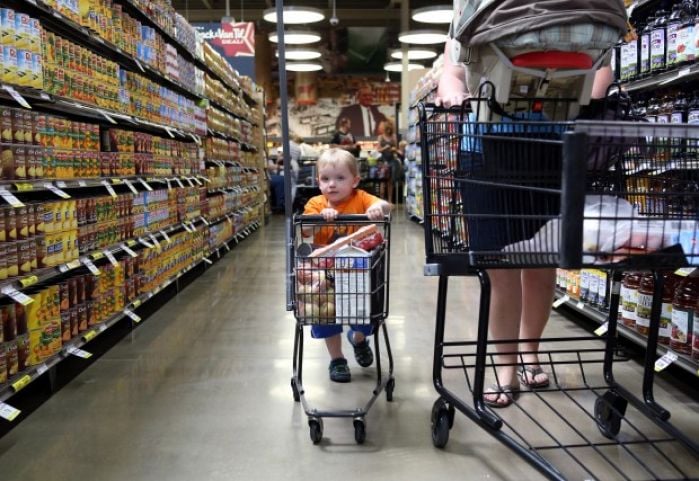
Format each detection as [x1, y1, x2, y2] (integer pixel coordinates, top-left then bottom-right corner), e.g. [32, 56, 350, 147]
[295, 214, 390, 223]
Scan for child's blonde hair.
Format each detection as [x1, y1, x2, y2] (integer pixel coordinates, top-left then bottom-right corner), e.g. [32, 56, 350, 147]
[317, 148, 358, 177]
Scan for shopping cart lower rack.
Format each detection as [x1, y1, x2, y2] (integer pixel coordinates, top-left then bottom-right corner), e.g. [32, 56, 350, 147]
[288, 215, 394, 445]
[418, 102, 699, 481]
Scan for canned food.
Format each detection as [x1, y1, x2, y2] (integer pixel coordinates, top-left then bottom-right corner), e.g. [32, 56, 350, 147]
[69, 307, 78, 335]
[6, 242, 18, 277]
[5, 341, 17, 376]
[60, 310, 71, 341]
[1, 45, 18, 85]
[18, 239, 32, 274]
[77, 303, 87, 332]
[16, 334, 28, 371]
[0, 9, 16, 46]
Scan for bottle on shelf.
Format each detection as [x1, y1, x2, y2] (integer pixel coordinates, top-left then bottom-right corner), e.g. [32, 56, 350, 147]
[651, 9, 669, 74]
[635, 272, 655, 336]
[640, 18, 655, 77]
[621, 271, 642, 329]
[660, 271, 681, 345]
[621, 25, 639, 82]
[666, 3, 684, 69]
[670, 273, 699, 354]
[676, 0, 697, 65]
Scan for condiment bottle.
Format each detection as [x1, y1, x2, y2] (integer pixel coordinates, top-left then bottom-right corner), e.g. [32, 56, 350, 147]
[636, 273, 655, 336]
[621, 272, 642, 329]
[670, 275, 699, 354]
[660, 272, 681, 345]
[651, 10, 668, 73]
[666, 3, 683, 68]
[640, 18, 655, 77]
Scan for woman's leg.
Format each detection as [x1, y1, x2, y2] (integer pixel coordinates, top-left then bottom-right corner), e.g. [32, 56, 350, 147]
[519, 268, 556, 385]
[485, 269, 522, 404]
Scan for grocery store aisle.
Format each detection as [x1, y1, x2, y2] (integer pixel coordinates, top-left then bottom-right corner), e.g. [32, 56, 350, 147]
[0, 213, 697, 481]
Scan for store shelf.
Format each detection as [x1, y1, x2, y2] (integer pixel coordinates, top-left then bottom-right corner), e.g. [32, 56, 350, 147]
[206, 129, 257, 152]
[618, 64, 699, 94]
[12, 0, 204, 102]
[207, 98, 255, 126]
[0, 175, 205, 194]
[0, 220, 261, 405]
[553, 290, 698, 376]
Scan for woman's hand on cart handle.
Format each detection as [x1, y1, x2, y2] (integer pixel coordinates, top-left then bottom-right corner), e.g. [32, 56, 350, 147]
[435, 39, 470, 108]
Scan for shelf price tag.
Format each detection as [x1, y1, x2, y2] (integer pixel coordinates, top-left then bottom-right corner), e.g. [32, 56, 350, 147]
[223, 243, 230, 252]
[182, 223, 193, 233]
[138, 237, 154, 249]
[82, 330, 97, 342]
[67, 346, 92, 359]
[175, 177, 185, 188]
[91, 252, 104, 260]
[11, 374, 31, 393]
[121, 244, 138, 258]
[127, 240, 137, 247]
[138, 178, 153, 191]
[0, 402, 21, 422]
[149, 233, 161, 249]
[78, 180, 87, 187]
[101, 180, 117, 198]
[203, 257, 213, 265]
[165, 178, 172, 191]
[552, 295, 570, 309]
[192, 177, 203, 186]
[124, 308, 141, 323]
[2, 85, 31, 109]
[576, 301, 585, 310]
[0, 188, 25, 207]
[199, 176, 211, 184]
[36, 363, 49, 375]
[82, 258, 101, 276]
[674, 268, 696, 277]
[56, 181, 68, 188]
[104, 250, 119, 266]
[14, 182, 33, 192]
[1, 286, 34, 305]
[100, 110, 117, 124]
[594, 322, 609, 336]
[159, 230, 171, 243]
[43, 182, 71, 199]
[123, 179, 138, 194]
[164, 127, 175, 138]
[19, 275, 39, 288]
[188, 133, 201, 145]
[200, 216, 210, 226]
[134, 59, 145, 73]
[654, 352, 678, 372]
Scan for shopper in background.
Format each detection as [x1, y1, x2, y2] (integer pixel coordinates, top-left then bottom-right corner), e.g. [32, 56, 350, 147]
[303, 148, 392, 383]
[330, 117, 360, 157]
[395, 140, 408, 204]
[437, 9, 619, 407]
[270, 137, 301, 213]
[377, 121, 399, 203]
[336, 84, 388, 138]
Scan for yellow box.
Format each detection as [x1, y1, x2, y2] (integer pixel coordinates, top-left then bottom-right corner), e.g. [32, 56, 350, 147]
[28, 319, 61, 366]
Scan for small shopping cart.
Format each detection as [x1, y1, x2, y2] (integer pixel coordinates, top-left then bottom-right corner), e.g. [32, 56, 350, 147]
[418, 93, 699, 480]
[288, 215, 394, 444]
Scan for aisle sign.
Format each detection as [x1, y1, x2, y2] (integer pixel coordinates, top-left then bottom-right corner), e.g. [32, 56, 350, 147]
[0, 402, 21, 422]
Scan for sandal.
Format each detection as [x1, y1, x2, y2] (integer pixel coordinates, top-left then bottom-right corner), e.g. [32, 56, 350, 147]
[519, 365, 550, 389]
[347, 330, 373, 367]
[329, 358, 351, 383]
[483, 384, 518, 408]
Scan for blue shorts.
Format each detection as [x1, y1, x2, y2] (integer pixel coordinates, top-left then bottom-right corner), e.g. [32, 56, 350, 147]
[311, 324, 373, 339]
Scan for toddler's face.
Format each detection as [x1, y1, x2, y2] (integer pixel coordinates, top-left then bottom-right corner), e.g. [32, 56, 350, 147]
[318, 163, 359, 205]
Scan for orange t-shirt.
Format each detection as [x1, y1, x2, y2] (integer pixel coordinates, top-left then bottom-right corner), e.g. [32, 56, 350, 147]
[303, 189, 381, 245]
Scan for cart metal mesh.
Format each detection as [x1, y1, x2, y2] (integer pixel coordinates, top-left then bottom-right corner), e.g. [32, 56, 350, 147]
[291, 218, 389, 327]
[420, 103, 699, 272]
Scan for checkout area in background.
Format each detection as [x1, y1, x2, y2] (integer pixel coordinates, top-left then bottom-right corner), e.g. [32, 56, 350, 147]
[267, 149, 391, 214]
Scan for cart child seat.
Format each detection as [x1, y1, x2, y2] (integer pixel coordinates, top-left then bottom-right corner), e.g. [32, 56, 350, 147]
[448, 0, 628, 120]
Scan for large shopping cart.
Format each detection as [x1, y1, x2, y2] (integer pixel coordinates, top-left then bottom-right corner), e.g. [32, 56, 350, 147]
[418, 95, 699, 480]
[289, 215, 394, 444]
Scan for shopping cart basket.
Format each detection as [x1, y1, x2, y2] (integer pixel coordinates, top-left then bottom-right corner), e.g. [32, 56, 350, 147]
[289, 215, 394, 444]
[418, 98, 699, 480]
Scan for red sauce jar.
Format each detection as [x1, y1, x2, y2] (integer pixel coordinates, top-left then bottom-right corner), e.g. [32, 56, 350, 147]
[670, 276, 699, 354]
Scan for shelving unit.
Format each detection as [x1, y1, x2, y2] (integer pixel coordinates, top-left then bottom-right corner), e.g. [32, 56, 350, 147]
[0, 0, 266, 415]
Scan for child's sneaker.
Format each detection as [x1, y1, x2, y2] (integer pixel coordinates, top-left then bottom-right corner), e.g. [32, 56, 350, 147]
[347, 330, 373, 367]
[329, 358, 351, 383]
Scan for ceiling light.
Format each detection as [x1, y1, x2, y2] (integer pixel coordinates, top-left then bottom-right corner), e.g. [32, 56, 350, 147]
[411, 5, 454, 24]
[268, 30, 321, 44]
[286, 62, 323, 72]
[390, 48, 437, 60]
[263, 7, 325, 24]
[383, 62, 425, 72]
[276, 48, 322, 60]
[398, 30, 448, 45]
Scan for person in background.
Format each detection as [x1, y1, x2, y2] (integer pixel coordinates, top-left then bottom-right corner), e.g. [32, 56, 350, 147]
[331, 117, 360, 157]
[336, 84, 388, 138]
[303, 148, 392, 383]
[376, 121, 399, 203]
[394, 140, 408, 204]
[437, 21, 617, 407]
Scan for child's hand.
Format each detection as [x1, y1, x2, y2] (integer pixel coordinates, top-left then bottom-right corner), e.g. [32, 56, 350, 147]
[320, 208, 339, 221]
[366, 201, 389, 220]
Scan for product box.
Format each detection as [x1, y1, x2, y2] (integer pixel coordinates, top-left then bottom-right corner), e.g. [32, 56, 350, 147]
[28, 318, 61, 366]
[334, 245, 372, 323]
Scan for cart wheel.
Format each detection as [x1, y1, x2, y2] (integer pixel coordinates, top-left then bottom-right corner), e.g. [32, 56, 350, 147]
[595, 391, 627, 439]
[291, 378, 300, 402]
[431, 399, 452, 448]
[385, 378, 395, 402]
[353, 418, 366, 445]
[308, 417, 323, 444]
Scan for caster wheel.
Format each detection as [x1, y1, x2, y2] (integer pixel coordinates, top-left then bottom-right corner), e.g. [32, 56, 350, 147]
[291, 378, 300, 402]
[309, 418, 323, 444]
[385, 378, 395, 402]
[595, 390, 627, 439]
[431, 398, 453, 448]
[353, 419, 366, 445]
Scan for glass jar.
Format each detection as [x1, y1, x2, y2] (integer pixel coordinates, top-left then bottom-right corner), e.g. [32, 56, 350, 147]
[635, 273, 654, 336]
[621, 272, 642, 329]
[670, 275, 699, 354]
[660, 272, 681, 345]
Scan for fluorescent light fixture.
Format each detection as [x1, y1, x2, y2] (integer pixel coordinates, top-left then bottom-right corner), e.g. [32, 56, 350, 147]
[263, 7, 325, 24]
[383, 62, 424, 72]
[411, 5, 453, 24]
[398, 30, 448, 45]
[286, 62, 323, 72]
[276, 48, 322, 60]
[268, 30, 321, 44]
[390, 48, 437, 60]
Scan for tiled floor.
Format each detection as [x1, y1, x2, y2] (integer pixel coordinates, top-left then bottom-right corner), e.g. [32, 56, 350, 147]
[0, 213, 696, 481]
